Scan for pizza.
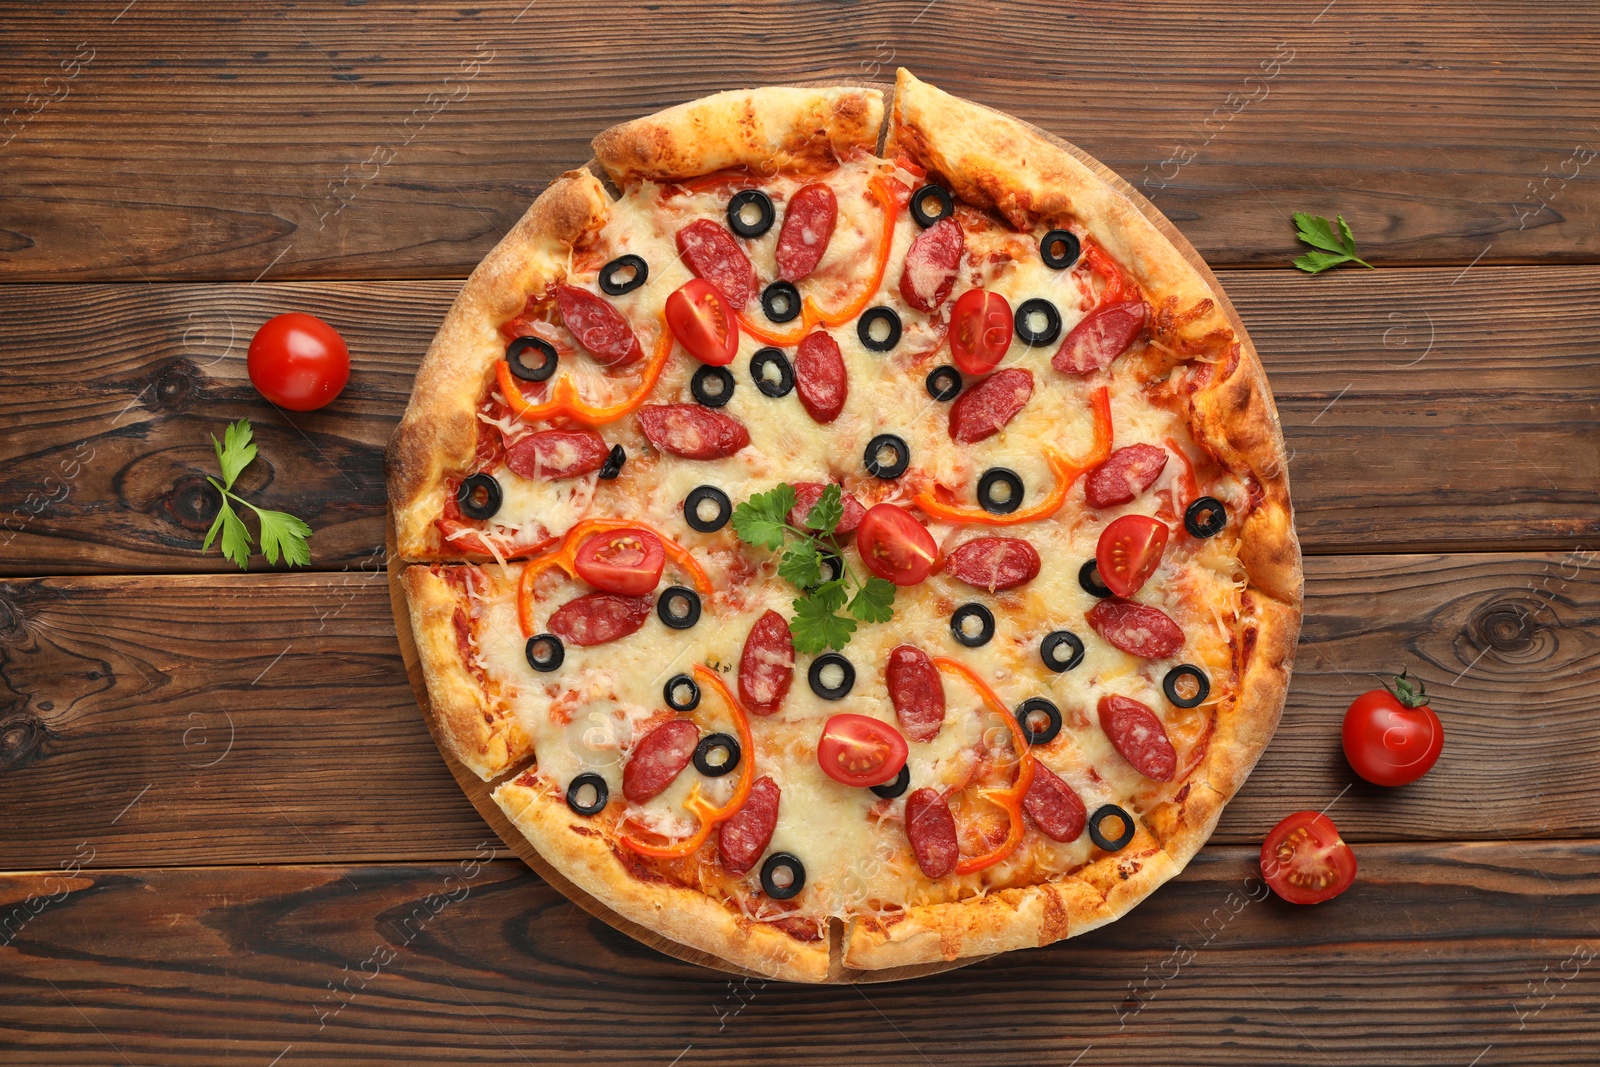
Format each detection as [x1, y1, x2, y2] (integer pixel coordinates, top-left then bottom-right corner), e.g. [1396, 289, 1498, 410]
[387, 70, 1301, 982]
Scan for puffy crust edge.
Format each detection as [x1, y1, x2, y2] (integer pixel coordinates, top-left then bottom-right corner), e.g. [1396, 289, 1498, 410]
[591, 86, 885, 184]
[493, 776, 832, 983]
[385, 169, 611, 560]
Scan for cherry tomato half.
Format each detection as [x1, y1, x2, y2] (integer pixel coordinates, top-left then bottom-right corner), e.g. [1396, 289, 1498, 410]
[1260, 811, 1357, 905]
[247, 312, 350, 411]
[665, 278, 739, 366]
[1342, 671, 1443, 786]
[856, 503, 938, 586]
[572, 528, 665, 596]
[1095, 514, 1169, 598]
[948, 289, 1014, 376]
[817, 713, 908, 788]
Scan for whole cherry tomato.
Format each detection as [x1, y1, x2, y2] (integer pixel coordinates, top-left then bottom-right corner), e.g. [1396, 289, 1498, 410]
[247, 313, 350, 411]
[1342, 670, 1443, 786]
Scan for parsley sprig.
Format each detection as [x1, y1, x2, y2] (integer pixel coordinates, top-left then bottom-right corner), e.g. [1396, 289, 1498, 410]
[731, 483, 895, 654]
[1292, 212, 1375, 274]
[202, 419, 313, 570]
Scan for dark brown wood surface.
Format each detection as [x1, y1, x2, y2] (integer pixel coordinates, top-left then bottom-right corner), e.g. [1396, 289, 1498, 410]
[3, 0, 1598, 1062]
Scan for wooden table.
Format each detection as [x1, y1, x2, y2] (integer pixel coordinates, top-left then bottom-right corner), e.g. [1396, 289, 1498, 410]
[2, 2, 1597, 1063]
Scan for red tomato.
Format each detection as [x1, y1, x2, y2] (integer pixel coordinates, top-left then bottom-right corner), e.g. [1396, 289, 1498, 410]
[1260, 811, 1357, 905]
[817, 713, 908, 788]
[1342, 671, 1443, 786]
[1095, 514, 1169, 598]
[948, 289, 1014, 376]
[665, 278, 739, 366]
[247, 313, 350, 411]
[572, 528, 665, 596]
[856, 503, 938, 586]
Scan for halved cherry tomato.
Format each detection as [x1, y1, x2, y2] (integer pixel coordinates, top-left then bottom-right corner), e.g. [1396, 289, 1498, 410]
[572, 528, 665, 596]
[817, 713, 908, 788]
[856, 503, 938, 586]
[948, 289, 1013, 375]
[1260, 811, 1357, 905]
[1095, 514, 1169, 598]
[665, 278, 739, 366]
[247, 312, 350, 411]
[1342, 670, 1443, 787]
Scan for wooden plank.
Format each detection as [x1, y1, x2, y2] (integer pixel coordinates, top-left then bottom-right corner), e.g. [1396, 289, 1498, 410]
[0, 267, 1594, 575]
[2, 552, 1596, 868]
[1, 1, 1596, 282]
[3, 846, 1597, 1064]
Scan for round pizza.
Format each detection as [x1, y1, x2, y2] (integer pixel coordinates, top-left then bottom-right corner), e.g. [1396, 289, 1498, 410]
[387, 70, 1302, 982]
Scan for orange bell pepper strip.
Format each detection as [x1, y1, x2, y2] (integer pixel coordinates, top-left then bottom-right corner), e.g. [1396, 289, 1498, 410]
[1080, 237, 1141, 306]
[620, 665, 755, 859]
[496, 323, 675, 427]
[914, 386, 1113, 526]
[931, 657, 1036, 876]
[517, 518, 712, 638]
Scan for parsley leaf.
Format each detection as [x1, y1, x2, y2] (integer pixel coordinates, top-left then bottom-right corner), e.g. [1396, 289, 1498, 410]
[213, 419, 257, 490]
[802, 483, 843, 533]
[202, 485, 254, 570]
[1292, 212, 1374, 274]
[730, 483, 796, 551]
[203, 418, 313, 570]
[790, 585, 856, 654]
[252, 504, 314, 567]
[848, 577, 897, 624]
[776, 539, 822, 590]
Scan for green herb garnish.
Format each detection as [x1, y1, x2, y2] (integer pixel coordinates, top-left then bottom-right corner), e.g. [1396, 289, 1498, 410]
[1292, 212, 1375, 274]
[202, 419, 312, 570]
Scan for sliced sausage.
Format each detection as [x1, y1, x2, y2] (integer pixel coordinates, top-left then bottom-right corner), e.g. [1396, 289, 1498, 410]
[719, 776, 780, 875]
[944, 536, 1041, 592]
[885, 644, 945, 742]
[505, 429, 610, 480]
[1023, 762, 1088, 842]
[554, 284, 644, 366]
[898, 216, 963, 312]
[788, 481, 866, 535]
[676, 219, 756, 309]
[775, 184, 837, 282]
[547, 593, 653, 646]
[905, 788, 959, 878]
[794, 331, 847, 424]
[1098, 694, 1177, 782]
[623, 719, 700, 802]
[1084, 444, 1169, 509]
[1052, 300, 1147, 375]
[947, 368, 1034, 443]
[1086, 598, 1185, 660]
[636, 404, 750, 460]
[738, 609, 795, 715]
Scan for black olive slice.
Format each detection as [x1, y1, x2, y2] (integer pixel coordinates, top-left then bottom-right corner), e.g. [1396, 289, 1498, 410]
[760, 852, 806, 899]
[598, 254, 648, 296]
[870, 764, 911, 799]
[977, 468, 1024, 514]
[910, 184, 954, 228]
[598, 444, 626, 481]
[1078, 559, 1113, 598]
[728, 189, 775, 238]
[1039, 229, 1082, 270]
[505, 336, 558, 382]
[1185, 496, 1228, 538]
[925, 365, 963, 401]
[657, 586, 701, 630]
[566, 773, 609, 816]
[1089, 804, 1135, 852]
[816, 550, 844, 587]
[761, 280, 802, 324]
[1014, 298, 1063, 347]
[525, 633, 564, 673]
[684, 485, 732, 533]
[691, 364, 736, 408]
[664, 673, 700, 712]
[1163, 664, 1211, 709]
[864, 434, 910, 480]
[951, 602, 995, 648]
[857, 306, 903, 352]
[1040, 630, 1085, 673]
[807, 653, 856, 700]
[693, 732, 742, 778]
[749, 347, 794, 398]
[1015, 697, 1062, 745]
[457, 473, 502, 520]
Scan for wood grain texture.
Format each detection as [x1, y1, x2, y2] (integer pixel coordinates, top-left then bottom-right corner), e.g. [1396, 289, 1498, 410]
[1, 1, 1596, 282]
[0, 267, 1593, 575]
[3, 552, 1595, 868]
[4, 846, 1598, 1065]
